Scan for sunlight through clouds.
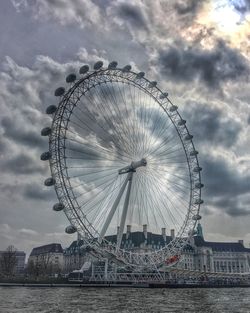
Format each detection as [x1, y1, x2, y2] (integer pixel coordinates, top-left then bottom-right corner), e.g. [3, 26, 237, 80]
[0, 0, 249, 252]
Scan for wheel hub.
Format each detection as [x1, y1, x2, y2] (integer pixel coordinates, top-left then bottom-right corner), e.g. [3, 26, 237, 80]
[118, 158, 147, 175]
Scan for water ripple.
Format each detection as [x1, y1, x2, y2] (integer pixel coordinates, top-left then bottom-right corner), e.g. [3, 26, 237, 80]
[0, 287, 249, 313]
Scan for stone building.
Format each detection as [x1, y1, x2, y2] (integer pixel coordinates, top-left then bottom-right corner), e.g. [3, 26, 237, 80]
[63, 224, 250, 274]
[28, 243, 63, 275]
[184, 224, 250, 273]
[63, 239, 87, 273]
[63, 225, 175, 273]
[15, 251, 26, 274]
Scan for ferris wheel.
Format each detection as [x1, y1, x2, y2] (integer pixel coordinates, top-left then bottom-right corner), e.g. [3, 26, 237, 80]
[41, 60, 203, 268]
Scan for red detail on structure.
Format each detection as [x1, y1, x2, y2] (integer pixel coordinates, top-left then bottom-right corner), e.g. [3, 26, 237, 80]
[165, 255, 180, 265]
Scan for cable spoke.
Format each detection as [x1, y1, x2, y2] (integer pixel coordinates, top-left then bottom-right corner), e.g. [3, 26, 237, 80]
[49, 68, 201, 265]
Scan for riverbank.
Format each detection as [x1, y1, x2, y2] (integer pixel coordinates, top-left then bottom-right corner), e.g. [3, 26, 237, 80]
[1, 282, 250, 288]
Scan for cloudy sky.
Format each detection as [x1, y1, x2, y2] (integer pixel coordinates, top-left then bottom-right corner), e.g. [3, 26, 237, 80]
[0, 0, 250, 255]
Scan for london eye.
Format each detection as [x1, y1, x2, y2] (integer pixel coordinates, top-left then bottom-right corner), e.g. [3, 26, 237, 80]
[41, 60, 203, 268]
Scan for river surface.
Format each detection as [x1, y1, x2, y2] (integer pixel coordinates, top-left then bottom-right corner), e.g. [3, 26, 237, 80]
[0, 287, 249, 313]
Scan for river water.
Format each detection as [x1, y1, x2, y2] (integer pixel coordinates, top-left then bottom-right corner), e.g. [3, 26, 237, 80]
[0, 287, 249, 313]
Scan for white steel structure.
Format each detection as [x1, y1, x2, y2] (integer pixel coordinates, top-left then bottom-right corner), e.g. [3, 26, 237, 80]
[41, 61, 203, 269]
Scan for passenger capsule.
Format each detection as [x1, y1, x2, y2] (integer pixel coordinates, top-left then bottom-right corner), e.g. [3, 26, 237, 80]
[160, 92, 168, 99]
[46, 105, 57, 115]
[40, 151, 51, 161]
[195, 182, 204, 188]
[66, 73, 76, 83]
[41, 127, 51, 136]
[54, 87, 65, 97]
[194, 199, 204, 205]
[169, 105, 178, 112]
[136, 72, 145, 79]
[185, 134, 193, 140]
[122, 65, 132, 72]
[44, 177, 55, 186]
[192, 214, 202, 221]
[93, 61, 103, 70]
[149, 81, 157, 88]
[108, 61, 118, 69]
[190, 150, 198, 156]
[79, 65, 89, 74]
[178, 119, 186, 126]
[65, 225, 77, 234]
[53, 203, 65, 211]
[193, 166, 202, 173]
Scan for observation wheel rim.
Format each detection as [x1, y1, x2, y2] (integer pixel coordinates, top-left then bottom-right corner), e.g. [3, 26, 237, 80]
[48, 67, 202, 267]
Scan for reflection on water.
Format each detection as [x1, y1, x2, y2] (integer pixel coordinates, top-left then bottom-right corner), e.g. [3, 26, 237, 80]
[0, 287, 249, 313]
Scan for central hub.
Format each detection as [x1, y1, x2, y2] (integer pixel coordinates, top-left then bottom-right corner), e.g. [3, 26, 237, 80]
[119, 158, 147, 175]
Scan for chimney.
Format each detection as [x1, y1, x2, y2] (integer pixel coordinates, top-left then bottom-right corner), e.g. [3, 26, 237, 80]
[238, 239, 244, 246]
[162, 227, 166, 241]
[143, 224, 147, 239]
[126, 225, 131, 239]
[171, 229, 175, 239]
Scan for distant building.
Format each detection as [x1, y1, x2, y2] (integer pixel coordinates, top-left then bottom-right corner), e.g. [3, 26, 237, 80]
[63, 225, 174, 273]
[64, 239, 87, 273]
[28, 243, 63, 275]
[63, 224, 250, 274]
[15, 251, 26, 274]
[105, 225, 173, 252]
[0, 250, 26, 275]
[186, 224, 250, 273]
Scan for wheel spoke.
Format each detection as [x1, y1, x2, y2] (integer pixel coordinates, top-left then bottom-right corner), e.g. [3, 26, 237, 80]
[47, 67, 202, 268]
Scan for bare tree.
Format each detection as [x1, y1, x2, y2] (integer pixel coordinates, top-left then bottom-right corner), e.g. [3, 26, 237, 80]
[27, 253, 62, 278]
[40, 253, 53, 276]
[27, 260, 41, 278]
[0, 245, 17, 277]
[28, 254, 53, 278]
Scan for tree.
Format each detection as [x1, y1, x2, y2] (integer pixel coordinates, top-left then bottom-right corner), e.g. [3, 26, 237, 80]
[0, 245, 17, 277]
[40, 253, 53, 276]
[27, 254, 55, 278]
[27, 260, 41, 278]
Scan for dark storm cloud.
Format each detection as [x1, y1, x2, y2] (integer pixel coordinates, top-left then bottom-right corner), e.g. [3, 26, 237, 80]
[23, 183, 55, 201]
[209, 196, 250, 217]
[203, 156, 250, 197]
[0, 181, 54, 202]
[2, 153, 45, 175]
[157, 41, 249, 88]
[247, 115, 250, 124]
[1, 116, 47, 149]
[114, 3, 148, 29]
[174, 0, 204, 15]
[182, 100, 250, 219]
[231, 0, 250, 14]
[0, 137, 7, 154]
[22, 0, 103, 29]
[183, 102, 242, 147]
[202, 155, 250, 216]
[0, 182, 19, 199]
